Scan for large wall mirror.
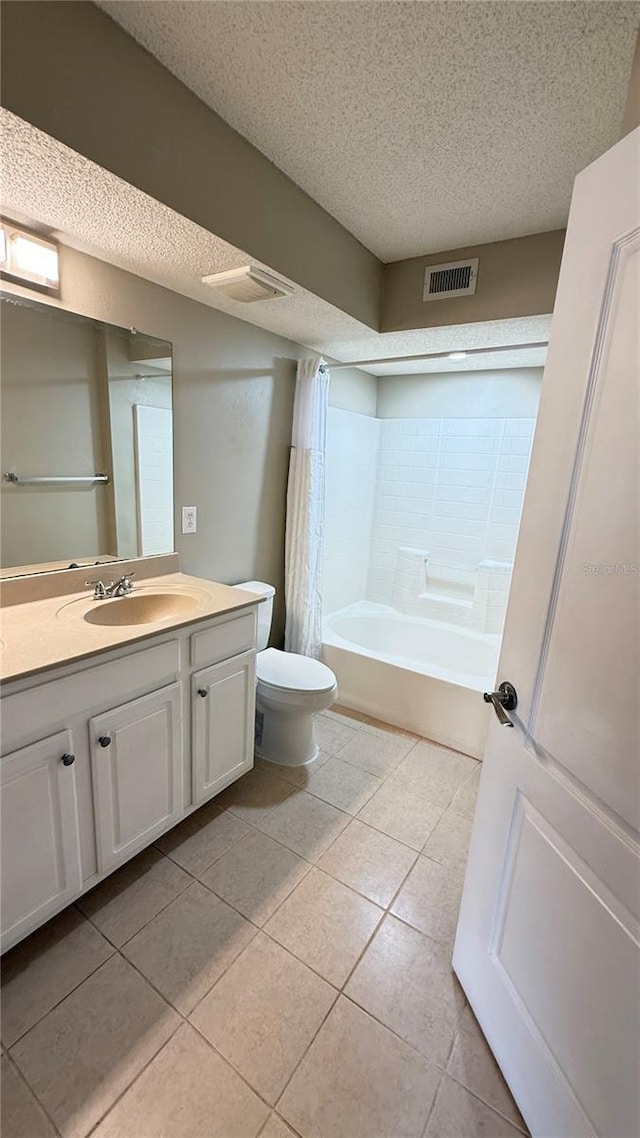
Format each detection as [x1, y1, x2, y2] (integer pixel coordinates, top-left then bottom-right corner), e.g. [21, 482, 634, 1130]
[0, 292, 174, 577]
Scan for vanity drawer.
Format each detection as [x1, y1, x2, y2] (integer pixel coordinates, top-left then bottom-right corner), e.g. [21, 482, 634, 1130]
[1, 640, 180, 753]
[190, 610, 256, 669]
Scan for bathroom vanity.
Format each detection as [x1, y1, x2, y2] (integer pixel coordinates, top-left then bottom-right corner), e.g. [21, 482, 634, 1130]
[0, 569, 261, 953]
[0, 291, 265, 953]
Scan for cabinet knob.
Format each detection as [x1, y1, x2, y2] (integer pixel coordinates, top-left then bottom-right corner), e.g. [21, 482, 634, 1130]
[198, 688, 208, 698]
[60, 753, 75, 766]
[98, 735, 111, 748]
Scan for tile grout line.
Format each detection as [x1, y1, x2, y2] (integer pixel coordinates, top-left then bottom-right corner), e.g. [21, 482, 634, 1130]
[257, 868, 384, 993]
[9, 890, 268, 1133]
[83, 1017, 185, 1138]
[2, 1044, 65, 1138]
[8, 921, 187, 1138]
[3, 929, 118, 1051]
[338, 989, 452, 1078]
[69, 924, 319, 1138]
[420, 1064, 447, 1138]
[219, 831, 422, 1110]
[92, 865, 195, 952]
[271, 987, 343, 1119]
[287, 767, 385, 816]
[187, 1009, 316, 1119]
[446, 1074, 530, 1136]
[256, 1110, 304, 1138]
[333, 848, 423, 993]
[152, 800, 254, 875]
[79, 924, 298, 1135]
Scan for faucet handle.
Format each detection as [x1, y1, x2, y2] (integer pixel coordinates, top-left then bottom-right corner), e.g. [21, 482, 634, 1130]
[86, 579, 107, 598]
[113, 572, 135, 597]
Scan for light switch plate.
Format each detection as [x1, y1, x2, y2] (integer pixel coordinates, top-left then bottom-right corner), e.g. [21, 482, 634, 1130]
[181, 506, 197, 534]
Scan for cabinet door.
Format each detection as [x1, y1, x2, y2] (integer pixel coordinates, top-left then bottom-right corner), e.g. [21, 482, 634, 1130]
[90, 683, 183, 873]
[1, 730, 82, 952]
[192, 651, 255, 805]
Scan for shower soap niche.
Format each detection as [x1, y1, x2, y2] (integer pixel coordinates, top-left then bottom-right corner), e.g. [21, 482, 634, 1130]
[421, 559, 476, 607]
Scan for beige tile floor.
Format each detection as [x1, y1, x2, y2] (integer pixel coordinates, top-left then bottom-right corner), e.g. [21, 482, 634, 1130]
[1, 708, 528, 1138]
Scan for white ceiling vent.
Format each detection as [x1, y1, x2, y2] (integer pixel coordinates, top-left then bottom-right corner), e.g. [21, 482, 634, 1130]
[423, 258, 479, 302]
[201, 265, 294, 302]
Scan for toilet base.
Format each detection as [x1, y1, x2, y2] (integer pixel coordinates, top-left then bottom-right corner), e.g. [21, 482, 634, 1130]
[255, 693, 334, 767]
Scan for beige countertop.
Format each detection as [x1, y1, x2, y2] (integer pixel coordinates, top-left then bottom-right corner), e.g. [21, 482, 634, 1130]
[0, 572, 261, 684]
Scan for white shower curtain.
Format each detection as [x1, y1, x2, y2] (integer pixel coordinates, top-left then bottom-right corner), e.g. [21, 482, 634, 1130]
[285, 354, 329, 658]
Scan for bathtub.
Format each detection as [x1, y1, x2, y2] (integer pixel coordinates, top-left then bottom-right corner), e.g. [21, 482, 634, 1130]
[322, 602, 500, 758]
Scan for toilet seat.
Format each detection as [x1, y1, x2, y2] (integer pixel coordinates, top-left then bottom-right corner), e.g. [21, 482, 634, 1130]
[257, 647, 336, 695]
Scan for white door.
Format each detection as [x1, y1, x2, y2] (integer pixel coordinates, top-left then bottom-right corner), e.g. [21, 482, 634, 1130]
[1, 730, 82, 951]
[90, 683, 183, 873]
[192, 651, 255, 805]
[453, 127, 639, 1138]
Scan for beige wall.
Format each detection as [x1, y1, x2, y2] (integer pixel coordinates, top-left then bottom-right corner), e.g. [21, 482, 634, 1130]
[329, 367, 378, 416]
[381, 231, 565, 333]
[0, 0, 382, 331]
[621, 29, 640, 136]
[0, 300, 111, 566]
[3, 245, 307, 644]
[377, 367, 542, 419]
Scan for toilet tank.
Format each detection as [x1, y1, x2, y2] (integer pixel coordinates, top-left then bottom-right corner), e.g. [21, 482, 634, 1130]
[235, 581, 275, 651]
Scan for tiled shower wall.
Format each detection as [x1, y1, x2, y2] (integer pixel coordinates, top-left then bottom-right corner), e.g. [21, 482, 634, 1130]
[323, 407, 380, 613]
[322, 381, 538, 635]
[367, 417, 536, 632]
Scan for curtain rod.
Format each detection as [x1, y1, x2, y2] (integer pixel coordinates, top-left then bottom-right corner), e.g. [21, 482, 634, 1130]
[321, 340, 549, 372]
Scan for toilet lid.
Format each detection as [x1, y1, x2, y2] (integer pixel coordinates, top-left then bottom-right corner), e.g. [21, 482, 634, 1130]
[257, 648, 336, 694]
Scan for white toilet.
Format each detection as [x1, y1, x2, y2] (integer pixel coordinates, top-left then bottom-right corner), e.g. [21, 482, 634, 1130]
[236, 581, 338, 767]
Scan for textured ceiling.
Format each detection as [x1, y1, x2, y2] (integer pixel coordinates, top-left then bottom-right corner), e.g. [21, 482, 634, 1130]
[96, 0, 638, 261]
[0, 110, 549, 373]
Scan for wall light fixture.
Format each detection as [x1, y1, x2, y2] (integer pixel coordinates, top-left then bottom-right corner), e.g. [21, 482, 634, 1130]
[0, 219, 60, 293]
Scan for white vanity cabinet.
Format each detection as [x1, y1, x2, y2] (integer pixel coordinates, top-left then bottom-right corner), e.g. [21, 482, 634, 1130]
[1, 729, 83, 950]
[0, 603, 258, 952]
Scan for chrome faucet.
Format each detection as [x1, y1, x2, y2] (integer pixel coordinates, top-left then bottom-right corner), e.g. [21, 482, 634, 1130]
[86, 573, 135, 600]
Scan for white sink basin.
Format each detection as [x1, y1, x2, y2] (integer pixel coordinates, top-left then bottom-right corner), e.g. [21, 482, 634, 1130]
[84, 592, 201, 626]
[57, 584, 211, 627]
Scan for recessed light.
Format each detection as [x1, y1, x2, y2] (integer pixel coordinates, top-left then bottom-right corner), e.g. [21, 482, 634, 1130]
[448, 351, 468, 360]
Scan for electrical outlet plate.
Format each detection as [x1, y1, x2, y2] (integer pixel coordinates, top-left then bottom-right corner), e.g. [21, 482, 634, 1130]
[181, 506, 197, 534]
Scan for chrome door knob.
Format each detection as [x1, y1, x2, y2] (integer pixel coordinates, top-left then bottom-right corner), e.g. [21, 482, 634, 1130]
[483, 682, 518, 727]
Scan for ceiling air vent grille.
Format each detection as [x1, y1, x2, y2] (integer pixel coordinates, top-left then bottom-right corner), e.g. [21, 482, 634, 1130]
[423, 258, 479, 302]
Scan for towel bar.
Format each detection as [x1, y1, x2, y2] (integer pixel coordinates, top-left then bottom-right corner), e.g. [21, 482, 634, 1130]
[3, 472, 109, 486]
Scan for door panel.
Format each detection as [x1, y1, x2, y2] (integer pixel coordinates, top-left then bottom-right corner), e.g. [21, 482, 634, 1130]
[1, 730, 82, 951]
[192, 651, 255, 804]
[495, 798, 638, 1138]
[532, 232, 639, 828]
[90, 683, 183, 872]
